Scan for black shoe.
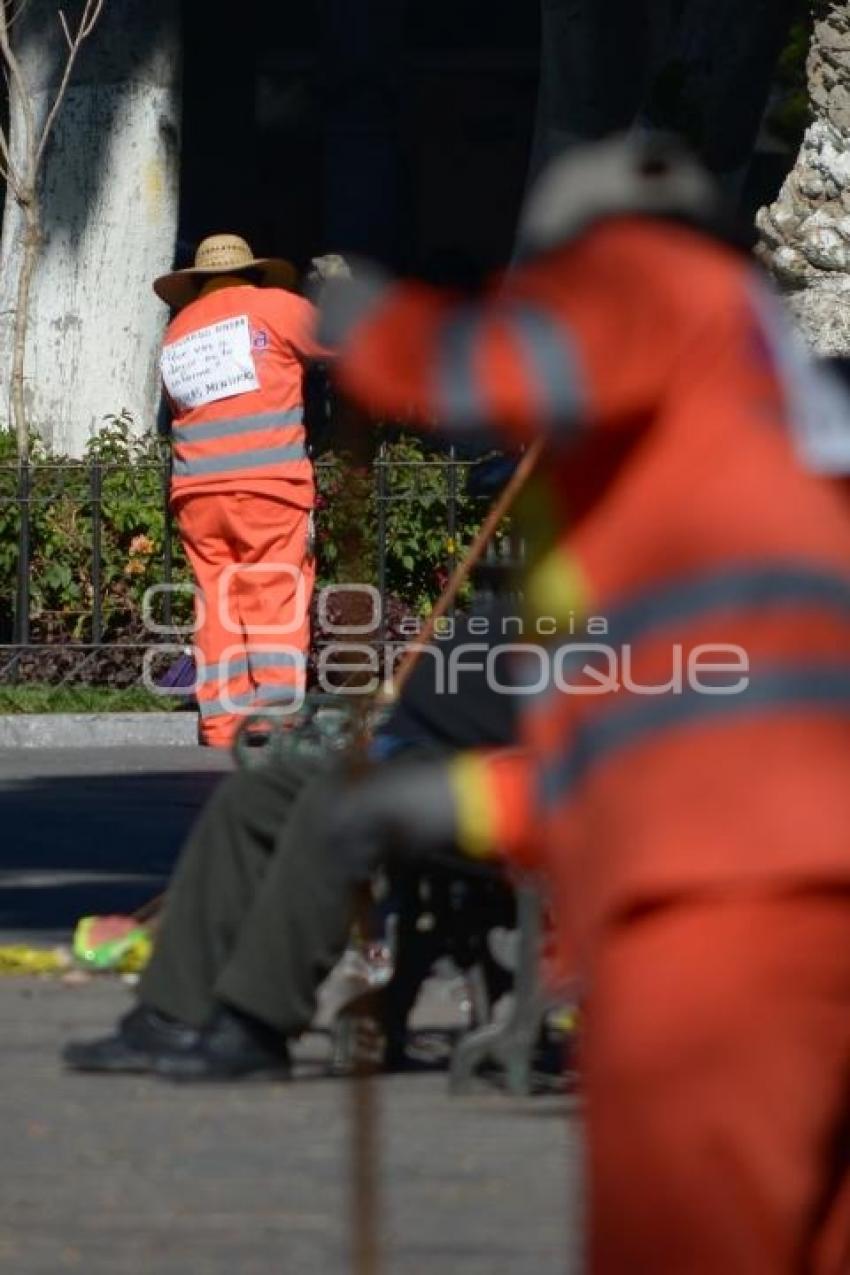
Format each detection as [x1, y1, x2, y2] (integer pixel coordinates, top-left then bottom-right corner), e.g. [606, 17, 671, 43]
[62, 1005, 201, 1074]
[154, 1005, 291, 1082]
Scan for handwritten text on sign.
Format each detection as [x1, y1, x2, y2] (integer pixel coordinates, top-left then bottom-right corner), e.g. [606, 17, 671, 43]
[161, 315, 260, 410]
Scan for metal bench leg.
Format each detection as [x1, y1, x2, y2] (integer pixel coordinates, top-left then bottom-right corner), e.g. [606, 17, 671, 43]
[449, 884, 544, 1096]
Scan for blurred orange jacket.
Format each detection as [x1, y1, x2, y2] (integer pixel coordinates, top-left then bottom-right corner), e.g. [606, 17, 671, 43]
[336, 217, 850, 954]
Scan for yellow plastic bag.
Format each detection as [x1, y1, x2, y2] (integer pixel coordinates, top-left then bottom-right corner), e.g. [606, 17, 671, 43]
[0, 946, 71, 975]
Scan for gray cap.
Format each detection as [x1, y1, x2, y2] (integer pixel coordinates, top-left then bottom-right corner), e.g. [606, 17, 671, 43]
[307, 253, 353, 285]
[517, 132, 722, 258]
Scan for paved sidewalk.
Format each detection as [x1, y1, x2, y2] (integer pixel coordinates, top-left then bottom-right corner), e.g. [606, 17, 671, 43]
[0, 978, 580, 1274]
[0, 747, 582, 1271]
[0, 713, 200, 749]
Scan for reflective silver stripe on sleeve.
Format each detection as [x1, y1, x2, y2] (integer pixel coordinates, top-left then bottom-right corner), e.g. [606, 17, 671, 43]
[172, 442, 308, 478]
[505, 303, 584, 428]
[601, 563, 850, 652]
[172, 407, 304, 447]
[435, 307, 487, 426]
[540, 663, 850, 807]
[435, 302, 583, 431]
[535, 562, 850, 721]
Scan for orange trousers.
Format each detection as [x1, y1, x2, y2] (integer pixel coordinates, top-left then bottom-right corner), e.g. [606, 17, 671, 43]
[582, 891, 850, 1274]
[175, 491, 315, 747]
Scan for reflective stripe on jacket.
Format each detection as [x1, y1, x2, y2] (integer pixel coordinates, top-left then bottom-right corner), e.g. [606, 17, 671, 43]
[163, 284, 328, 502]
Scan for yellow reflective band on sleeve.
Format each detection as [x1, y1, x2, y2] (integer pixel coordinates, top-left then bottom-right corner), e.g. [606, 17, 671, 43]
[525, 544, 591, 630]
[448, 752, 499, 860]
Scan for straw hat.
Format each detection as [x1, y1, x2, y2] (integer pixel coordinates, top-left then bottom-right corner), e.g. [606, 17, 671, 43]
[153, 234, 298, 309]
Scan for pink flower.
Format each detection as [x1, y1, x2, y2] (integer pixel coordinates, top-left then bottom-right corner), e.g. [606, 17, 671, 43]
[129, 534, 154, 557]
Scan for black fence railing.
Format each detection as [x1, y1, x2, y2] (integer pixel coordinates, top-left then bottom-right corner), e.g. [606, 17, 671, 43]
[0, 447, 516, 686]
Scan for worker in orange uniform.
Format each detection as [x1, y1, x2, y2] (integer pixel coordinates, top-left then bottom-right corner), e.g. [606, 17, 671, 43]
[319, 136, 850, 1273]
[154, 235, 332, 747]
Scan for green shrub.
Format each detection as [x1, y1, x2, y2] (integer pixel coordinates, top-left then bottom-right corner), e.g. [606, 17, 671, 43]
[0, 420, 491, 653]
[0, 413, 190, 643]
[316, 435, 489, 612]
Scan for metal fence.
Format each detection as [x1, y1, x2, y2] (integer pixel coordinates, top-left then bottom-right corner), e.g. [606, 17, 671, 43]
[0, 447, 504, 686]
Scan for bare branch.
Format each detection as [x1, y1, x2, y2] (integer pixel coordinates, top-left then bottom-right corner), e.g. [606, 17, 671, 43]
[0, 159, 17, 194]
[7, 0, 34, 30]
[80, 0, 104, 40]
[58, 8, 71, 50]
[0, 15, 18, 188]
[0, 0, 108, 456]
[0, 2, 37, 178]
[36, 0, 107, 171]
[0, 119, 15, 183]
[0, 57, 16, 185]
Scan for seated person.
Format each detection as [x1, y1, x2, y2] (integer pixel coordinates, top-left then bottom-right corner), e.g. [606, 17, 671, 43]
[63, 613, 518, 1080]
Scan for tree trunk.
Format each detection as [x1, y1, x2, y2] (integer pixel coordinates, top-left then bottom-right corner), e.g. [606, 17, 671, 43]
[10, 203, 41, 458]
[757, 2, 850, 352]
[0, 0, 181, 456]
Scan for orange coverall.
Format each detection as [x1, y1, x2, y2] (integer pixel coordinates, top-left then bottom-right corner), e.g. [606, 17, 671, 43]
[334, 218, 850, 1273]
[162, 284, 327, 746]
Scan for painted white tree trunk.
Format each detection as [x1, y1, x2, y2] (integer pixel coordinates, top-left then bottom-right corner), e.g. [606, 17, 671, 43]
[0, 2, 181, 455]
[757, 2, 850, 352]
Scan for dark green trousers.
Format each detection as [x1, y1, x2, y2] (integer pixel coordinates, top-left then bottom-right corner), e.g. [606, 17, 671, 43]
[139, 758, 354, 1034]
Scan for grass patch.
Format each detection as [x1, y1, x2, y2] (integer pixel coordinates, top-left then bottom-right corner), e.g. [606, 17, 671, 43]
[0, 685, 188, 714]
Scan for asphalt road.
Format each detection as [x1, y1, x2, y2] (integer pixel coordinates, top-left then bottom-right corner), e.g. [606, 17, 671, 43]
[0, 747, 231, 944]
[0, 746, 582, 1273]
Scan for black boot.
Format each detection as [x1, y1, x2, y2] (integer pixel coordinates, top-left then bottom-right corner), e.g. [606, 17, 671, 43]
[62, 1005, 201, 1074]
[154, 1004, 291, 1082]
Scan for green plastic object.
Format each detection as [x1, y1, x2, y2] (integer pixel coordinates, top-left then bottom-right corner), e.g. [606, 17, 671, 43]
[72, 916, 153, 972]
